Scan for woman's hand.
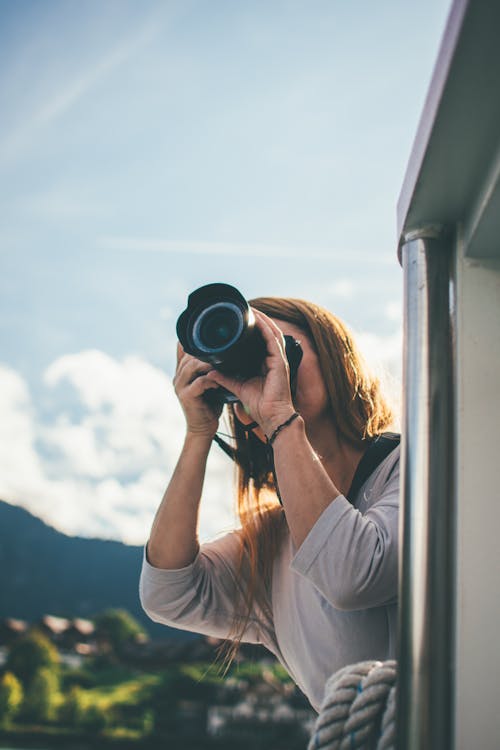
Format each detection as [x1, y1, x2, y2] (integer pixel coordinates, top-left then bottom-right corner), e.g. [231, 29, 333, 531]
[206, 310, 296, 438]
[173, 344, 222, 439]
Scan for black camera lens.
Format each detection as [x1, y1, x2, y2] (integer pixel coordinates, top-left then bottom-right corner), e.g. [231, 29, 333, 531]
[192, 302, 244, 353]
[177, 283, 303, 405]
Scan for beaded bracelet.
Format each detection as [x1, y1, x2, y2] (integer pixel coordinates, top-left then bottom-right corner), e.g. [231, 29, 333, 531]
[266, 411, 300, 446]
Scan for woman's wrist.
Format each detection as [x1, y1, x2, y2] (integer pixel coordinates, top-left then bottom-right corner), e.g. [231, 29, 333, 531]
[184, 429, 215, 450]
[266, 411, 301, 445]
[263, 410, 302, 444]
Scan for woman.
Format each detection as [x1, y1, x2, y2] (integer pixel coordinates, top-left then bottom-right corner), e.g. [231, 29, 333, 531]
[140, 296, 400, 712]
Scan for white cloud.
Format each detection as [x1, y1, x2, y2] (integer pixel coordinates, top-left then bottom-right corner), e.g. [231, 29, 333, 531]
[97, 235, 395, 264]
[356, 328, 403, 425]
[328, 279, 355, 298]
[385, 301, 402, 322]
[357, 329, 402, 377]
[0, 365, 47, 500]
[0, 354, 235, 545]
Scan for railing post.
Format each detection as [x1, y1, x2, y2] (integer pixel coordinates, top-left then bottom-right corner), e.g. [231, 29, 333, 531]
[397, 231, 455, 750]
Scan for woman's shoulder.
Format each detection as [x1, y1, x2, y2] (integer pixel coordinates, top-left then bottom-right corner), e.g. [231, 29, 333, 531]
[354, 441, 400, 510]
[373, 440, 399, 486]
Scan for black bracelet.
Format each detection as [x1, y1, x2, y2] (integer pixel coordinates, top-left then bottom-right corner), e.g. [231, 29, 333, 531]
[267, 412, 300, 446]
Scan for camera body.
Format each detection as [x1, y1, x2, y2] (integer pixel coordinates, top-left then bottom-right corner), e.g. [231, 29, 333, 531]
[176, 283, 303, 404]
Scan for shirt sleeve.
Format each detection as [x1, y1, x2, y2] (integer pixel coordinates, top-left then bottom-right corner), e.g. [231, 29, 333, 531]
[139, 530, 274, 646]
[291, 458, 400, 611]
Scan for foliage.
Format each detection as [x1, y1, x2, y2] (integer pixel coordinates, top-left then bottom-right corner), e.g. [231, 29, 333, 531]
[21, 666, 60, 723]
[5, 628, 59, 688]
[60, 664, 96, 690]
[58, 685, 88, 726]
[144, 665, 214, 734]
[82, 660, 139, 685]
[82, 703, 109, 732]
[94, 609, 147, 657]
[0, 644, 305, 746]
[84, 672, 160, 709]
[181, 661, 226, 684]
[0, 671, 24, 725]
[58, 685, 110, 732]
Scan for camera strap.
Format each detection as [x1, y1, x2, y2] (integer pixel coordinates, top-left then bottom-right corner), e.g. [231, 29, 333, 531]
[213, 421, 260, 463]
[346, 432, 400, 503]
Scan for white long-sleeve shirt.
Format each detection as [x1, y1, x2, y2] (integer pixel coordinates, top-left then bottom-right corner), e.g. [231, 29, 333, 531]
[140, 445, 400, 712]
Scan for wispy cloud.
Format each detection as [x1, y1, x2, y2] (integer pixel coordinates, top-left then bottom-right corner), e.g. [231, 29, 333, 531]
[19, 186, 109, 221]
[98, 235, 395, 264]
[38, 25, 157, 128]
[0, 19, 159, 167]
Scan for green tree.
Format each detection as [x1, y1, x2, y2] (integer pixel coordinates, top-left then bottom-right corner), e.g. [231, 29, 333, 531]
[58, 685, 88, 727]
[148, 666, 211, 733]
[82, 703, 109, 733]
[22, 666, 59, 723]
[6, 629, 59, 688]
[58, 687, 109, 732]
[94, 609, 147, 657]
[0, 671, 24, 725]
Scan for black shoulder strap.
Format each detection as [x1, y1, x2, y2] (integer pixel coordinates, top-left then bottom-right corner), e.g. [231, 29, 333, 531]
[346, 432, 400, 503]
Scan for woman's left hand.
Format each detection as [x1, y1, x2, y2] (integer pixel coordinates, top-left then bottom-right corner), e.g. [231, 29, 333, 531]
[206, 309, 297, 438]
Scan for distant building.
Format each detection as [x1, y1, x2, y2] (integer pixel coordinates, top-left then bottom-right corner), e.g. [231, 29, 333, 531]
[207, 690, 316, 739]
[0, 617, 28, 646]
[35, 614, 96, 653]
[37, 614, 70, 642]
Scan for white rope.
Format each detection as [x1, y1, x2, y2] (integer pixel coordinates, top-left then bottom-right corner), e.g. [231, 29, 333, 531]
[308, 660, 397, 750]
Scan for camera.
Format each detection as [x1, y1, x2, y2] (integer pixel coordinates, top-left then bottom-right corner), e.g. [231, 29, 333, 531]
[176, 283, 303, 404]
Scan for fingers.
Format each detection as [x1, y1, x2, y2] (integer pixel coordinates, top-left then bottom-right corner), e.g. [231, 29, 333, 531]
[175, 352, 213, 385]
[253, 308, 282, 336]
[176, 342, 184, 365]
[174, 348, 224, 406]
[206, 369, 242, 400]
[174, 345, 222, 431]
[252, 309, 289, 369]
[188, 373, 220, 398]
[252, 309, 286, 351]
[186, 362, 213, 386]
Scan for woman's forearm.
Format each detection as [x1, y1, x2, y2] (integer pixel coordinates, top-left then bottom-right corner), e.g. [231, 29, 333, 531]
[271, 416, 341, 548]
[146, 432, 213, 569]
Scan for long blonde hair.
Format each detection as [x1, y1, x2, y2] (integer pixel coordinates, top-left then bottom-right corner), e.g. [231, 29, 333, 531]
[222, 297, 394, 661]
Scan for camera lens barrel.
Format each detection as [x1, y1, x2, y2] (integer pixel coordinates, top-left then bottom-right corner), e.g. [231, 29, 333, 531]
[176, 283, 266, 377]
[176, 283, 302, 405]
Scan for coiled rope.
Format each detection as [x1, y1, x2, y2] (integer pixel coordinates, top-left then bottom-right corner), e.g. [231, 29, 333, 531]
[308, 660, 397, 750]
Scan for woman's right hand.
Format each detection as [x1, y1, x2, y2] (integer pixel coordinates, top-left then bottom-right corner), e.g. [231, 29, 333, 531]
[173, 344, 223, 439]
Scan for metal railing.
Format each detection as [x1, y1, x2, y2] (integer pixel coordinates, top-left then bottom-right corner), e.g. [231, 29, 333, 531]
[397, 231, 455, 750]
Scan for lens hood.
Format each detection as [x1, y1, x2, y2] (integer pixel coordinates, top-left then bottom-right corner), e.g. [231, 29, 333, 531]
[176, 283, 303, 405]
[176, 283, 267, 378]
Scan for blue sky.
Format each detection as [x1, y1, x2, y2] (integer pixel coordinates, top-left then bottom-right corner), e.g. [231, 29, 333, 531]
[0, 0, 451, 543]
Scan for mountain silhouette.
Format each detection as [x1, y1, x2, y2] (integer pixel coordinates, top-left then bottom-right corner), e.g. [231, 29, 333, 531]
[0, 499, 193, 640]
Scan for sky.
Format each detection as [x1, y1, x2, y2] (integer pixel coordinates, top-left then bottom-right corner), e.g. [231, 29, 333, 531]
[0, 0, 451, 545]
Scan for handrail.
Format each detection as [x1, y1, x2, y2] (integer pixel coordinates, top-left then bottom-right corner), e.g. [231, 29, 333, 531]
[397, 232, 455, 749]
